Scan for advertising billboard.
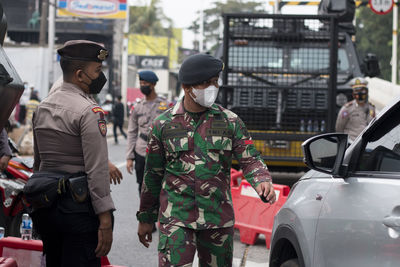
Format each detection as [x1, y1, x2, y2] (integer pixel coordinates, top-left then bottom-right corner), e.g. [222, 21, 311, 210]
[57, 0, 127, 19]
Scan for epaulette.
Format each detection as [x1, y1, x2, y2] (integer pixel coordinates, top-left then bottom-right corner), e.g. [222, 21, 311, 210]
[344, 101, 353, 108]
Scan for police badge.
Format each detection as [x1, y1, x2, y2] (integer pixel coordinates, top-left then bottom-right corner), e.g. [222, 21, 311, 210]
[98, 119, 107, 136]
[98, 49, 108, 61]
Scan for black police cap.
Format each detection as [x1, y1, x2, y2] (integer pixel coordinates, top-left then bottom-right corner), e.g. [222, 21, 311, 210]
[179, 54, 223, 85]
[57, 40, 108, 63]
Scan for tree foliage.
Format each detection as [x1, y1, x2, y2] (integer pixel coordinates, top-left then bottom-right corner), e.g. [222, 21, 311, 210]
[189, 0, 266, 51]
[355, 6, 393, 81]
[129, 0, 173, 36]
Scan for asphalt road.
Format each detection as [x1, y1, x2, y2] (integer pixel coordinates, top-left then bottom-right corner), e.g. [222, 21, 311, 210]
[106, 136, 302, 267]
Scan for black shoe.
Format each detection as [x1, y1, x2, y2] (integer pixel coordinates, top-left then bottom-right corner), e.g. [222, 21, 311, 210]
[152, 223, 157, 233]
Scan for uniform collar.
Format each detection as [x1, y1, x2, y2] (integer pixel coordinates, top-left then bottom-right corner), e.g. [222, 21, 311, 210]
[59, 82, 90, 98]
[172, 98, 221, 116]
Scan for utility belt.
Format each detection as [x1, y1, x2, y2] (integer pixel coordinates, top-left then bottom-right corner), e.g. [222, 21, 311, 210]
[139, 133, 148, 142]
[23, 171, 93, 214]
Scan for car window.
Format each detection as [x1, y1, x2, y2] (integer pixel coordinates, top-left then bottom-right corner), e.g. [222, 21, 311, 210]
[357, 109, 400, 172]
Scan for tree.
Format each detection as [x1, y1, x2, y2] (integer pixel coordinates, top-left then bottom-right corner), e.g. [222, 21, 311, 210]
[190, 0, 266, 52]
[355, 6, 393, 81]
[129, 0, 173, 36]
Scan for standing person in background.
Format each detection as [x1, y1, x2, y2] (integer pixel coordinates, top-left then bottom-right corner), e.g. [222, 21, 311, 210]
[112, 95, 127, 144]
[0, 129, 12, 172]
[32, 40, 115, 266]
[136, 54, 276, 266]
[126, 70, 169, 194]
[25, 91, 40, 125]
[335, 77, 376, 142]
[18, 82, 30, 124]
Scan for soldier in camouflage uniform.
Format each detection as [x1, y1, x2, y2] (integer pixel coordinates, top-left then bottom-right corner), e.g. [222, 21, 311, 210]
[336, 77, 375, 141]
[126, 70, 169, 194]
[136, 54, 276, 267]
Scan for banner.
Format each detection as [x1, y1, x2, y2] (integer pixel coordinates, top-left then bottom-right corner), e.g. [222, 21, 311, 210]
[57, 0, 127, 19]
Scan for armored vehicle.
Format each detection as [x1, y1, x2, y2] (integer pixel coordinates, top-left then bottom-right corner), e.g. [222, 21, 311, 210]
[216, 0, 379, 173]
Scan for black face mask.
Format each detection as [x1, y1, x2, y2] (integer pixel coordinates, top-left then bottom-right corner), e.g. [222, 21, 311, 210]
[140, 85, 152, 96]
[354, 89, 368, 103]
[82, 71, 107, 94]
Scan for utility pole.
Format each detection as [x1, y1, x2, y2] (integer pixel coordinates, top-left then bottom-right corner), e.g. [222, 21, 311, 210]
[48, 0, 56, 88]
[392, 0, 398, 84]
[199, 1, 204, 52]
[121, 5, 130, 109]
[39, 0, 48, 45]
[274, 0, 280, 14]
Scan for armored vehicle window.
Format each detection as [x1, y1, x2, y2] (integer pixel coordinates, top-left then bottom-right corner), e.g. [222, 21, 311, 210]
[228, 46, 283, 68]
[290, 48, 349, 72]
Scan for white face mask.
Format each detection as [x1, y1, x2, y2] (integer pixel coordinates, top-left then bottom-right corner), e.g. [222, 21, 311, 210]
[191, 85, 219, 108]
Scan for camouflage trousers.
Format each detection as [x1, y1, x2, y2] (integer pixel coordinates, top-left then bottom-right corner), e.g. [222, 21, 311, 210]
[158, 224, 234, 267]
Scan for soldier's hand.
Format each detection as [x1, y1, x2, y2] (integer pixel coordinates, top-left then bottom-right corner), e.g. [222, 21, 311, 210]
[138, 222, 153, 248]
[96, 212, 113, 257]
[0, 155, 11, 172]
[255, 181, 276, 204]
[108, 161, 123, 184]
[127, 159, 134, 174]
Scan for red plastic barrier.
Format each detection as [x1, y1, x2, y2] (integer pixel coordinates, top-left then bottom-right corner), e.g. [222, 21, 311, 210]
[230, 170, 290, 249]
[0, 257, 17, 267]
[0, 237, 125, 267]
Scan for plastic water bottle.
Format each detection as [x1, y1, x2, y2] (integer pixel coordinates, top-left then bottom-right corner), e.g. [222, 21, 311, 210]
[313, 120, 319, 132]
[299, 119, 305, 132]
[306, 119, 312, 132]
[320, 120, 326, 132]
[20, 213, 32, 240]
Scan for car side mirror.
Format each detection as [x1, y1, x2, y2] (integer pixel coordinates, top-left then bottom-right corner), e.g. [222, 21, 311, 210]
[361, 53, 380, 78]
[302, 133, 348, 175]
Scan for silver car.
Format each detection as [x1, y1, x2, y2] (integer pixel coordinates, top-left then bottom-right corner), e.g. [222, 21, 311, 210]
[269, 96, 400, 267]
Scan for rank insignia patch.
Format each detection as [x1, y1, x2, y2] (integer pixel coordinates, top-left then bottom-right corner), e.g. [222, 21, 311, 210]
[92, 107, 105, 114]
[98, 119, 107, 136]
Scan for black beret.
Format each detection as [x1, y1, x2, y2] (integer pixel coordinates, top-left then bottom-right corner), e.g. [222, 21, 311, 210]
[57, 40, 108, 63]
[139, 70, 159, 83]
[179, 54, 223, 85]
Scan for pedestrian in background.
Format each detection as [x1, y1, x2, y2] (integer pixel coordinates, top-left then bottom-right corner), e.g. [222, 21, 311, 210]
[126, 70, 169, 194]
[112, 95, 127, 144]
[0, 129, 12, 172]
[136, 54, 276, 267]
[336, 77, 376, 142]
[18, 82, 30, 124]
[25, 90, 40, 125]
[32, 40, 115, 267]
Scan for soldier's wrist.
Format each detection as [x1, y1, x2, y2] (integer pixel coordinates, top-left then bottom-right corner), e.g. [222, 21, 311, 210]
[136, 210, 158, 223]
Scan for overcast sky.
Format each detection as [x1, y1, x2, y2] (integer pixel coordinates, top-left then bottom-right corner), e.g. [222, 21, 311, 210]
[128, 0, 317, 48]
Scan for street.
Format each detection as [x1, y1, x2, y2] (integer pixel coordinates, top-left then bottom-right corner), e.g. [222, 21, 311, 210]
[106, 137, 272, 267]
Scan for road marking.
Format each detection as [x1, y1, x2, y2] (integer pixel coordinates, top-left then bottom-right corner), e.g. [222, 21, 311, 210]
[192, 256, 268, 266]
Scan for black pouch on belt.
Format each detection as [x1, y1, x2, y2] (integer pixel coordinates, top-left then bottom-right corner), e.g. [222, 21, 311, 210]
[67, 175, 88, 203]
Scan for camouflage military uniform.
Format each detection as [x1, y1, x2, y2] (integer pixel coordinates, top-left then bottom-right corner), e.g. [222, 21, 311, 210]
[137, 100, 272, 266]
[335, 100, 375, 141]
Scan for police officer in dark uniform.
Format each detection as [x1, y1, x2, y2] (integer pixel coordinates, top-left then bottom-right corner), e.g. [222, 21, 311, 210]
[32, 40, 115, 267]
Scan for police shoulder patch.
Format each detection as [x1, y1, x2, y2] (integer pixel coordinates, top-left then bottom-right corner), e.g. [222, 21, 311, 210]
[92, 107, 105, 114]
[98, 119, 107, 136]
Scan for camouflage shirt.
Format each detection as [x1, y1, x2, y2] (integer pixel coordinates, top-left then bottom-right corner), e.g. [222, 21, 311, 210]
[137, 100, 272, 229]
